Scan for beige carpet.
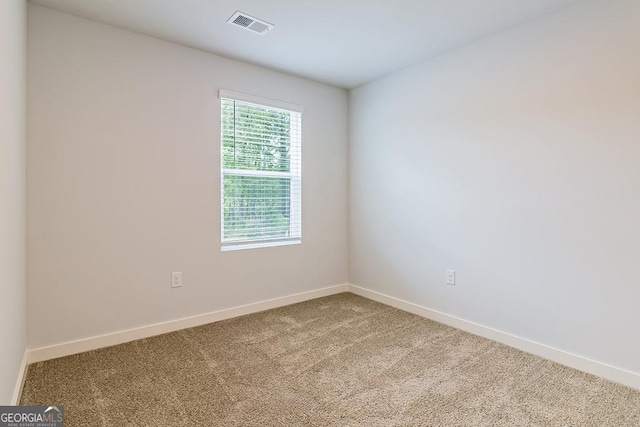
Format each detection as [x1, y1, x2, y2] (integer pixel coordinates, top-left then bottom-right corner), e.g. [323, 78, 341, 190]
[21, 293, 640, 426]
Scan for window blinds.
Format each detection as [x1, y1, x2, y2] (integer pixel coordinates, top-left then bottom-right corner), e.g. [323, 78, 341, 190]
[220, 94, 302, 247]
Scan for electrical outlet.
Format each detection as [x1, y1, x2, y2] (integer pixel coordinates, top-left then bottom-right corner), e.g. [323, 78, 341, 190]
[446, 270, 455, 286]
[171, 272, 183, 288]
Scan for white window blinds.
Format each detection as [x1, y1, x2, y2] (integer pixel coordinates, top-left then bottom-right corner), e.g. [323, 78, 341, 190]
[220, 91, 302, 249]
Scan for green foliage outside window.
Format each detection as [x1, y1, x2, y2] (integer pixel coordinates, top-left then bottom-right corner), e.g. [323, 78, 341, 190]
[222, 99, 295, 242]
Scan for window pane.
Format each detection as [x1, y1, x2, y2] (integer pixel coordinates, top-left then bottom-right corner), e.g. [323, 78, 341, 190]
[222, 100, 292, 173]
[223, 175, 292, 241]
[221, 95, 301, 247]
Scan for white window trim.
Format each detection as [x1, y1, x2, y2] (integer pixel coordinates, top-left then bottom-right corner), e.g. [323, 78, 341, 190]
[219, 90, 303, 251]
[218, 90, 303, 113]
[221, 238, 301, 252]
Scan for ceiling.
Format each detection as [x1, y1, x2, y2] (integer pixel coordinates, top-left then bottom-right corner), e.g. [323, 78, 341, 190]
[29, 0, 582, 88]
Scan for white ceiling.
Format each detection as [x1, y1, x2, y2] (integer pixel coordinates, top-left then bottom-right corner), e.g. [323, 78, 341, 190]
[29, 0, 581, 88]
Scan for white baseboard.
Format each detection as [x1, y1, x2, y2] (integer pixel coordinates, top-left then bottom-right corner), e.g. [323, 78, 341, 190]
[26, 282, 639, 392]
[28, 284, 349, 363]
[347, 284, 640, 391]
[12, 351, 28, 405]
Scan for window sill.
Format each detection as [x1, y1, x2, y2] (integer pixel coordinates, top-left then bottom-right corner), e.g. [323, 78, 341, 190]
[221, 239, 301, 252]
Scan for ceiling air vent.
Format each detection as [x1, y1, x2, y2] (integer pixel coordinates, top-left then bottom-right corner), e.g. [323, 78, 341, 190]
[227, 11, 274, 35]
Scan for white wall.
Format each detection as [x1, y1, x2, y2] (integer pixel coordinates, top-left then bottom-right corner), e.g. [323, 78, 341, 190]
[27, 4, 348, 349]
[0, 0, 27, 404]
[350, 0, 640, 374]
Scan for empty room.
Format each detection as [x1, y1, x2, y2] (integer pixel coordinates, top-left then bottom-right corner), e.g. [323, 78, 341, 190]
[1, 0, 640, 425]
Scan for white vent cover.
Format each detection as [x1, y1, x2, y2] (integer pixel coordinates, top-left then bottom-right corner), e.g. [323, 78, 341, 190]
[227, 11, 274, 35]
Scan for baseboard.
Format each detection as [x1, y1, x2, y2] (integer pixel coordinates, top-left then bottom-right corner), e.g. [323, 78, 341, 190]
[27, 282, 639, 391]
[347, 284, 640, 391]
[11, 351, 28, 405]
[28, 283, 349, 363]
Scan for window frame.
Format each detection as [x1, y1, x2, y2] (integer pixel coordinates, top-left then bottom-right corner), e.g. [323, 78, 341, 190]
[219, 90, 303, 251]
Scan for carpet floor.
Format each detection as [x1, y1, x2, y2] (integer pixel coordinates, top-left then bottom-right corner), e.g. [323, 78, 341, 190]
[21, 293, 640, 426]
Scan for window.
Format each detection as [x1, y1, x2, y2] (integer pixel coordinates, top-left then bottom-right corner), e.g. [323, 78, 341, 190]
[220, 90, 302, 250]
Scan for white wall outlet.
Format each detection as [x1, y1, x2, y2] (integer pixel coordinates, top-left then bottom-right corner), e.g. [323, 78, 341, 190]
[446, 270, 456, 286]
[171, 272, 183, 288]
